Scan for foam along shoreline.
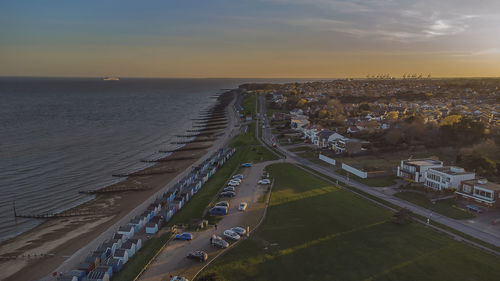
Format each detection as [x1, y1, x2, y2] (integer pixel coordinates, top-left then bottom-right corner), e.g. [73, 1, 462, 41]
[0, 90, 237, 281]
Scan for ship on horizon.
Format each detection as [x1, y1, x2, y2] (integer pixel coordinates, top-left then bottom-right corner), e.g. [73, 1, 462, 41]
[103, 77, 119, 81]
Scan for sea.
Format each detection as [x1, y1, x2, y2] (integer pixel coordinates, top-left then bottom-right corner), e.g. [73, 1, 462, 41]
[0, 77, 317, 242]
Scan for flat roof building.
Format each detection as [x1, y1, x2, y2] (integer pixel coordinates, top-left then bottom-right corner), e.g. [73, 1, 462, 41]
[397, 158, 443, 183]
[424, 166, 475, 191]
[457, 178, 500, 208]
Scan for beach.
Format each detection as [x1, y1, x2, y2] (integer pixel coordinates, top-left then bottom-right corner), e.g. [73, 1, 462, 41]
[0, 90, 238, 281]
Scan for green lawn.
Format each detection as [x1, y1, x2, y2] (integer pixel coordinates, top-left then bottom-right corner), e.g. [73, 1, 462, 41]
[242, 93, 257, 116]
[337, 169, 397, 187]
[394, 191, 475, 220]
[198, 164, 500, 281]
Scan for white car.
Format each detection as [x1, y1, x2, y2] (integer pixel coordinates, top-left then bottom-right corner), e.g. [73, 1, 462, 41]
[223, 229, 241, 240]
[230, 178, 242, 183]
[238, 202, 248, 211]
[170, 276, 189, 281]
[231, 227, 247, 236]
[228, 181, 240, 186]
[258, 179, 271, 185]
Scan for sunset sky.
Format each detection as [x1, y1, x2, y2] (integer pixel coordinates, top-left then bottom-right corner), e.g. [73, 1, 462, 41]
[1, 0, 500, 78]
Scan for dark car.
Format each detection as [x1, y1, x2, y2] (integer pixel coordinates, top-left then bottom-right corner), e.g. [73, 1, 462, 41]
[187, 250, 208, 262]
[220, 191, 236, 197]
[224, 186, 236, 192]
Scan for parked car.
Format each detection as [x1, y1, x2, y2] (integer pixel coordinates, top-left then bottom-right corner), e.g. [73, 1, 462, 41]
[215, 201, 229, 208]
[466, 204, 484, 213]
[210, 235, 229, 249]
[220, 191, 236, 197]
[223, 229, 241, 240]
[230, 178, 242, 183]
[224, 186, 236, 192]
[231, 226, 247, 236]
[170, 276, 189, 281]
[227, 181, 240, 186]
[232, 174, 244, 179]
[258, 179, 271, 185]
[241, 163, 252, 167]
[238, 202, 248, 211]
[187, 250, 208, 262]
[208, 206, 228, 216]
[174, 233, 193, 241]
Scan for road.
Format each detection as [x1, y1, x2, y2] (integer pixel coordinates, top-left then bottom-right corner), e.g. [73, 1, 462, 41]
[258, 93, 500, 248]
[139, 160, 279, 281]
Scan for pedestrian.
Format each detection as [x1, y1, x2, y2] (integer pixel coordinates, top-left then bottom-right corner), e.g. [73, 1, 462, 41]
[215, 223, 218, 230]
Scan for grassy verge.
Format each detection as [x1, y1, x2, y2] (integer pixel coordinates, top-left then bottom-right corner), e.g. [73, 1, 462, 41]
[394, 191, 475, 220]
[198, 164, 500, 281]
[242, 94, 257, 116]
[336, 169, 397, 187]
[112, 232, 173, 281]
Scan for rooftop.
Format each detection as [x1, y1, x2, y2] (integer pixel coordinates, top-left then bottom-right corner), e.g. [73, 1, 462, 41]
[463, 179, 500, 191]
[404, 158, 442, 166]
[431, 166, 474, 175]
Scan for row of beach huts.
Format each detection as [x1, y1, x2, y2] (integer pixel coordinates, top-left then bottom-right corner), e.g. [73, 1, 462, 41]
[59, 147, 236, 281]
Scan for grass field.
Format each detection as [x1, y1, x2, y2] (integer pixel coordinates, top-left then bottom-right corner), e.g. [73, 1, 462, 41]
[198, 163, 500, 281]
[394, 191, 475, 220]
[242, 94, 257, 116]
[336, 169, 398, 187]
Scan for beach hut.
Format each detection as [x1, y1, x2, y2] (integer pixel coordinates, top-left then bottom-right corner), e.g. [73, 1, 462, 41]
[106, 258, 123, 273]
[101, 241, 117, 256]
[117, 225, 134, 240]
[111, 238, 123, 249]
[83, 270, 110, 281]
[93, 249, 110, 263]
[77, 262, 95, 274]
[60, 270, 85, 281]
[130, 238, 142, 251]
[94, 265, 113, 278]
[113, 233, 126, 244]
[122, 241, 136, 257]
[181, 192, 190, 202]
[127, 220, 140, 234]
[59, 275, 79, 281]
[165, 208, 173, 222]
[113, 249, 128, 264]
[145, 222, 158, 234]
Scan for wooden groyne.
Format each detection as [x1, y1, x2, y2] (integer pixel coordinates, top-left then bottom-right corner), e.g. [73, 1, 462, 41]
[79, 185, 152, 194]
[159, 145, 211, 153]
[175, 132, 216, 137]
[141, 155, 197, 163]
[191, 117, 227, 121]
[171, 138, 216, 144]
[15, 210, 115, 219]
[112, 168, 177, 177]
[192, 122, 227, 128]
[187, 126, 226, 132]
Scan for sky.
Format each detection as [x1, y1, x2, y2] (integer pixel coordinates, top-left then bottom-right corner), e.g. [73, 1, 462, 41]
[1, 0, 500, 78]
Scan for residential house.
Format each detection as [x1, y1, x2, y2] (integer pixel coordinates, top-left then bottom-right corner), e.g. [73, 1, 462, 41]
[424, 166, 475, 191]
[317, 130, 335, 148]
[397, 159, 444, 183]
[457, 179, 500, 208]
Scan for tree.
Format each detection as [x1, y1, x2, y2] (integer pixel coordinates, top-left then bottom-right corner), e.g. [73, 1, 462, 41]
[387, 111, 399, 120]
[297, 98, 308, 108]
[440, 115, 462, 127]
[198, 273, 225, 281]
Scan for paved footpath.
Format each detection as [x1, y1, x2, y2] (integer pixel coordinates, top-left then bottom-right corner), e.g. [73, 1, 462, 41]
[140, 160, 280, 281]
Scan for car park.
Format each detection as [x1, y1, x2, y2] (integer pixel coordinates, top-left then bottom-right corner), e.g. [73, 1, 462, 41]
[241, 163, 252, 167]
[187, 250, 208, 262]
[231, 226, 247, 236]
[215, 201, 229, 208]
[174, 233, 193, 240]
[238, 202, 248, 211]
[223, 229, 241, 240]
[210, 235, 229, 248]
[220, 191, 236, 197]
[224, 186, 236, 192]
[258, 179, 271, 185]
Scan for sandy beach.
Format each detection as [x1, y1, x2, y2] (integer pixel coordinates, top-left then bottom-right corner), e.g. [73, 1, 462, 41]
[0, 91, 237, 281]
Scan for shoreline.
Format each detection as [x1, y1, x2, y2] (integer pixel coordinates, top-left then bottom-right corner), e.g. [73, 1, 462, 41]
[0, 90, 238, 281]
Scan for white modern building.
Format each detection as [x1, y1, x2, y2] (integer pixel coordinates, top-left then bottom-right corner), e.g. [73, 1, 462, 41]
[424, 166, 475, 191]
[397, 159, 443, 183]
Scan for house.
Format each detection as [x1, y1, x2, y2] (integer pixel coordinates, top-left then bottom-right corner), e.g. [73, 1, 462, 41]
[424, 166, 475, 191]
[290, 115, 310, 132]
[397, 159, 443, 183]
[457, 179, 500, 208]
[113, 249, 129, 264]
[317, 130, 335, 148]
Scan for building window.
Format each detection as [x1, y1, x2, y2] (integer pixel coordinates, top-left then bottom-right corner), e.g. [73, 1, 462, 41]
[463, 185, 471, 193]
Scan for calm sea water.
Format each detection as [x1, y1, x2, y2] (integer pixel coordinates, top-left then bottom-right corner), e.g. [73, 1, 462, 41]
[0, 77, 316, 242]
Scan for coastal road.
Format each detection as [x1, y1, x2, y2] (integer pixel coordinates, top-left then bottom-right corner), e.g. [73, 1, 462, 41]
[258, 94, 500, 248]
[139, 160, 277, 281]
